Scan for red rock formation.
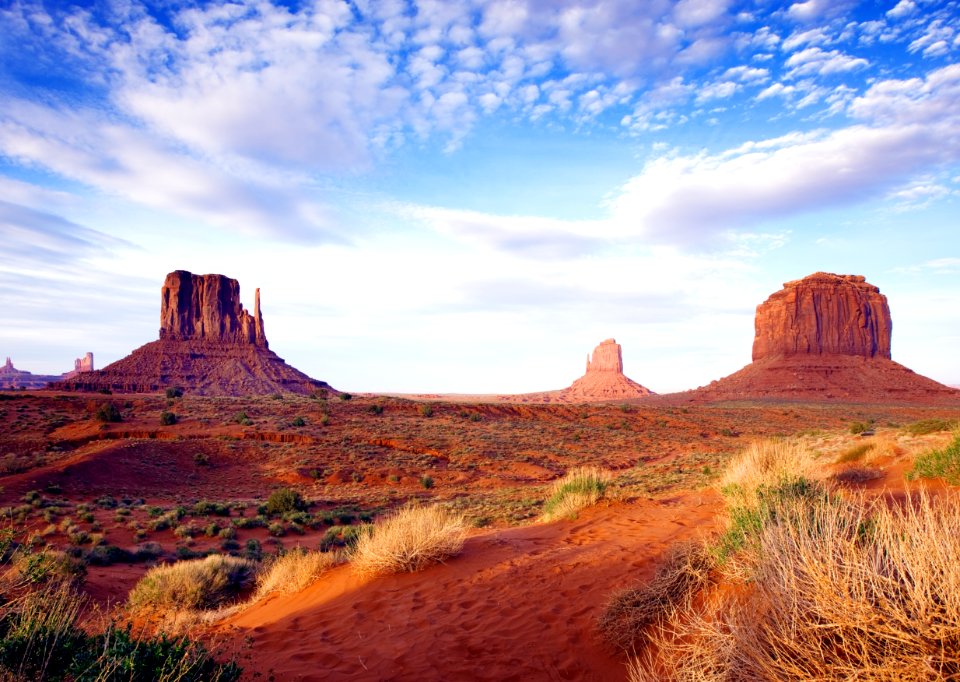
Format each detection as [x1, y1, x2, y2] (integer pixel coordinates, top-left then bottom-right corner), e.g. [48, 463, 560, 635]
[0, 358, 62, 389]
[160, 271, 266, 347]
[53, 271, 333, 396]
[682, 272, 958, 404]
[752, 273, 892, 361]
[561, 339, 654, 402]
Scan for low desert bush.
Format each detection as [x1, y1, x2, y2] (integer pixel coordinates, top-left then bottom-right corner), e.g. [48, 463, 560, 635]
[907, 432, 960, 484]
[541, 466, 612, 521]
[128, 554, 256, 614]
[352, 505, 465, 577]
[95, 402, 122, 423]
[264, 488, 307, 516]
[253, 548, 342, 600]
[160, 411, 178, 426]
[598, 541, 714, 652]
[165, 386, 184, 399]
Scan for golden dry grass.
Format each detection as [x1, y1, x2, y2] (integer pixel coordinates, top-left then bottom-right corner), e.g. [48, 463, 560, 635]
[720, 439, 816, 497]
[540, 466, 612, 521]
[630, 489, 960, 681]
[351, 505, 466, 577]
[128, 554, 256, 615]
[253, 548, 342, 600]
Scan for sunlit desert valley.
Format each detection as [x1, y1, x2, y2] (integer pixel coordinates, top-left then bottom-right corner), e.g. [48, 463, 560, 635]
[1, 268, 959, 681]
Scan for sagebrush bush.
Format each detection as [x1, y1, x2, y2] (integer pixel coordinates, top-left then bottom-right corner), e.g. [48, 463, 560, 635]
[352, 505, 465, 577]
[265, 488, 306, 516]
[541, 467, 612, 521]
[128, 555, 256, 614]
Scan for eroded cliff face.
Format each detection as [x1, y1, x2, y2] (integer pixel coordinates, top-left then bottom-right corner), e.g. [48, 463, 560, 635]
[585, 339, 624, 374]
[159, 271, 267, 348]
[752, 272, 892, 361]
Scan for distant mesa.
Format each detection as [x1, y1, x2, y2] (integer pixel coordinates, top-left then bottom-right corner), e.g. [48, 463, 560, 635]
[559, 339, 654, 401]
[54, 270, 334, 396]
[688, 272, 959, 403]
[1, 354, 94, 390]
[62, 352, 95, 380]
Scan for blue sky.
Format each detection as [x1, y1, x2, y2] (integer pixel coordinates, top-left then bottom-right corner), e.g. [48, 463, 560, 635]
[1, 0, 959, 393]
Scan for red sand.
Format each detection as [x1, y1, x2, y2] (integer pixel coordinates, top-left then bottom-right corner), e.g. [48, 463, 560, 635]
[221, 492, 724, 681]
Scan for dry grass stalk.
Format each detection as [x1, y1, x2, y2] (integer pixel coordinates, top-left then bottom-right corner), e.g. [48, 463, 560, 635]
[253, 548, 342, 600]
[352, 505, 466, 577]
[598, 541, 714, 652]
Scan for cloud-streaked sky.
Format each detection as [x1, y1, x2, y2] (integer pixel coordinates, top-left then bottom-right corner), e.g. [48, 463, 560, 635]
[2, 0, 959, 393]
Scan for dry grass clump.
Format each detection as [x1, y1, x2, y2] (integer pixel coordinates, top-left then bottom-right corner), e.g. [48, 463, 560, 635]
[541, 466, 612, 521]
[630, 490, 960, 681]
[253, 548, 342, 601]
[720, 439, 816, 502]
[598, 541, 714, 652]
[128, 555, 256, 615]
[352, 505, 466, 577]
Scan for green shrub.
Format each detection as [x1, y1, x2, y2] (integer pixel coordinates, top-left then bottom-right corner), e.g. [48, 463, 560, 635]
[160, 411, 178, 426]
[907, 434, 960, 484]
[165, 386, 184, 399]
[95, 403, 122, 423]
[291, 416, 306, 427]
[420, 475, 434, 489]
[849, 420, 873, 435]
[419, 404, 434, 418]
[340, 393, 352, 401]
[265, 488, 307, 517]
[232, 412, 252, 426]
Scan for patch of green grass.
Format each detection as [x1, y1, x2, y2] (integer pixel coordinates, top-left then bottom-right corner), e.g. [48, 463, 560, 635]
[907, 434, 960, 484]
[837, 442, 875, 464]
[904, 418, 957, 436]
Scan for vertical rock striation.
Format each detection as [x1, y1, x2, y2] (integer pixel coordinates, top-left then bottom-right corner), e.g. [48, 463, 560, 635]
[752, 273, 892, 361]
[160, 271, 267, 347]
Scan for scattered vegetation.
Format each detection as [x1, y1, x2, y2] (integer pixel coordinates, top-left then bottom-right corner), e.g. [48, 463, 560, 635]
[836, 442, 874, 463]
[541, 467, 612, 521]
[160, 411, 178, 426]
[165, 387, 184, 399]
[352, 505, 465, 577]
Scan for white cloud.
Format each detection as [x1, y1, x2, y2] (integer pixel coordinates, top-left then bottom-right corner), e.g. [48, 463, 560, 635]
[887, 0, 917, 19]
[722, 65, 770, 83]
[610, 64, 960, 242]
[785, 47, 869, 78]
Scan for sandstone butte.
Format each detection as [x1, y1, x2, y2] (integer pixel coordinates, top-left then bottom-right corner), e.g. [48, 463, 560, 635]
[54, 270, 334, 396]
[0, 357, 64, 390]
[560, 338, 654, 401]
[688, 272, 959, 403]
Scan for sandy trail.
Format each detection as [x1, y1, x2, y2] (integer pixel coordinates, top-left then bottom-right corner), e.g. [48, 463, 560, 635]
[223, 491, 724, 681]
